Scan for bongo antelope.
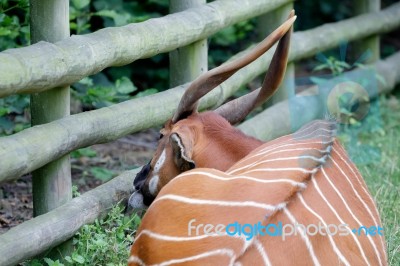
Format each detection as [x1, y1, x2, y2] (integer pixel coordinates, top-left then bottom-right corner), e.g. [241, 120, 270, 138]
[129, 120, 386, 265]
[128, 11, 386, 265]
[129, 12, 295, 209]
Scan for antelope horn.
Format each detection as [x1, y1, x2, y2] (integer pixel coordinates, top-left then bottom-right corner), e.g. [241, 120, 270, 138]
[215, 10, 295, 124]
[172, 12, 296, 123]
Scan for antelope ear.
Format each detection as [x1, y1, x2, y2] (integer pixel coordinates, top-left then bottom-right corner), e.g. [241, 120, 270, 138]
[170, 133, 196, 171]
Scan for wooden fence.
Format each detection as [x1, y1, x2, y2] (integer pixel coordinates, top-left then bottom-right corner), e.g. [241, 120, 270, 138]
[0, 0, 400, 265]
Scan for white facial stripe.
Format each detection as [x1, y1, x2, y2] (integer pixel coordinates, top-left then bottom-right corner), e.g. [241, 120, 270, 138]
[149, 175, 159, 195]
[154, 149, 166, 174]
[146, 149, 165, 196]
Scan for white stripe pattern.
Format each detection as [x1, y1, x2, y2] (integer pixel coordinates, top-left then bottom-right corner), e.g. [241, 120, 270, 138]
[154, 194, 287, 212]
[298, 193, 350, 266]
[283, 207, 321, 266]
[176, 170, 307, 189]
[129, 120, 386, 266]
[227, 155, 326, 175]
[238, 141, 334, 165]
[311, 176, 371, 266]
[321, 167, 382, 266]
[333, 146, 387, 260]
[254, 239, 271, 266]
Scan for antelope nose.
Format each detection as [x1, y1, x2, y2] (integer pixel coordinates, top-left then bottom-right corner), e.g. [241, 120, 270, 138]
[134, 180, 145, 191]
[127, 191, 147, 212]
[133, 162, 151, 190]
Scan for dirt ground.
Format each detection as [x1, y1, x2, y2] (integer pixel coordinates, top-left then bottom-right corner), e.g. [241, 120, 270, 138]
[0, 129, 159, 234]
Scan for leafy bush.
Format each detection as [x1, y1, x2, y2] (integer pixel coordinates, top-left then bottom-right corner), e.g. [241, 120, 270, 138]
[0, 94, 30, 135]
[0, 0, 30, 51]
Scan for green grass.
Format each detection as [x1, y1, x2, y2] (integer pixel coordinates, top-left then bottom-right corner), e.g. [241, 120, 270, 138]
[339, 93, 400, 265]
[24, 205, 141, 266]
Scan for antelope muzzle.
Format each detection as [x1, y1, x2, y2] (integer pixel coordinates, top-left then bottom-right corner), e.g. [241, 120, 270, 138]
[127, 162, 155, 210]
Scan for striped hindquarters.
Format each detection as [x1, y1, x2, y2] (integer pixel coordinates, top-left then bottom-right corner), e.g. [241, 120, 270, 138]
[129, 120, 386, 266]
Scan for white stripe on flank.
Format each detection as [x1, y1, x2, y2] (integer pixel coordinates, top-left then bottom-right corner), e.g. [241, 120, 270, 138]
[128, 256, 145, 266]
[254, 239, 271, 266]
[332, 146, 386, 260]
[135, 229, 249, 247]
[323, 163, 383, 266]
[154, 194, 287, 211]
[155, 248, 236, 266]
[258, 120, 333, 148]
[241, 167, 318, 175]
[332, 147, 383, 224]
[332, 147, 374, 203]
[258, 138, 332, 156]
[259, 142, 333, 156]
[311, 177, 370, 266]
[228, 155, 325, 175]
[135, 229, 224, 242]
[283, 207, 321, 266]
[297, 193, 350, 266]
[293, 127, 335, 140]
[295, 120, 334, 135]
[176, 171, 306, 189]
[240, 144, 332, 166]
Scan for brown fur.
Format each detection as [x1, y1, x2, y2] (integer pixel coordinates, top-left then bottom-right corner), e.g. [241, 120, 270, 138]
[129, 120, 386, 265]
[142, 111, 263, 197]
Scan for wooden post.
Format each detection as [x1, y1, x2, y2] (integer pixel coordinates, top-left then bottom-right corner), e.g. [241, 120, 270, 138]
[29, 0, 71, 225]
[257, 3, 295, 105]
[353, 0, 380, 63]
[30, 0, 72, 258]
[169, 0, 207, 87]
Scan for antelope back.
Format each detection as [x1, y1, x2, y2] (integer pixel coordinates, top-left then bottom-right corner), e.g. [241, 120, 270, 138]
[129, 120, 386, 265]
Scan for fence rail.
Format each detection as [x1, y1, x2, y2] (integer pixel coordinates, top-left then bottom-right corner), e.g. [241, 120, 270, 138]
[1, 2, 400, 183]
[0, 0, 291, 97]
[1, 0, 400, 264]
[239, 52, 400, 140]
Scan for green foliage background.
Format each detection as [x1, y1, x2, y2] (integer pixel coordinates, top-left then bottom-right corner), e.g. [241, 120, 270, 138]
[4, 0, 398, 135]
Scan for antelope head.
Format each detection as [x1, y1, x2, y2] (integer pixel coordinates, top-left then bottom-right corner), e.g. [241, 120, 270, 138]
[129, 11, 296, 209]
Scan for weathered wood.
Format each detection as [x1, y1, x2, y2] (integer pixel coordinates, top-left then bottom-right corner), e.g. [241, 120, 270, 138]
[30, 0, 72, 217]
[0, 169, 139, 266]
[353, 0, 380, 63]
[0, 0, 291, 98]
[1, 5, 400, 184]
[29, 0, 72, 258]
[169, 0, 207, 87]
[257, 2, 295, 105]
[0, 52, 399, 265]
